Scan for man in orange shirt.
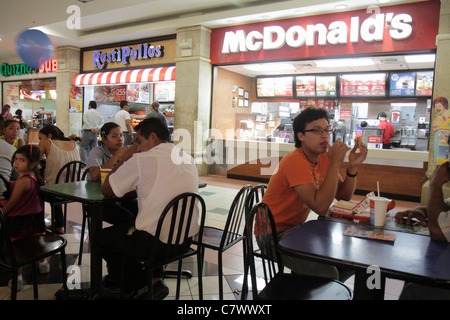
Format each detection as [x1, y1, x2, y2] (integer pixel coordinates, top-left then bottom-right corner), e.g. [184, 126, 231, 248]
[377, 112, 395, 149]
[261, 107, 368, 280]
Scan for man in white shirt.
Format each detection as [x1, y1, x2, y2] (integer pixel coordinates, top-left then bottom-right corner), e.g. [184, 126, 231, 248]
[97, 117, 199, 299]
[80, 101, 104, 163]
[0, 116, 16, 197]
[114, 100, 134, 146]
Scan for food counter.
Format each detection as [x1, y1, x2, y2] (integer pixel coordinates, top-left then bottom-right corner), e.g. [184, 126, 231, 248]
[216, 140, 428, 201]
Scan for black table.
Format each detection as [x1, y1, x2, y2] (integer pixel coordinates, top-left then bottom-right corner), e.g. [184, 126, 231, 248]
[279, 220, 450, 300]
[40, 180, 208, 297]
[40, 180, 136, 296]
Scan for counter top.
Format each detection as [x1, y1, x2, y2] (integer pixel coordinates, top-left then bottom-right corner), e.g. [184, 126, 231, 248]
[223, 139, 429, 163]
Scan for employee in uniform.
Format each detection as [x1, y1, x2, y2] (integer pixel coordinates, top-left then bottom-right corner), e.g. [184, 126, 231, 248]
[114, 101, 134, 146]
[80, 100, 104, 163]
[377, 112, 395, 149]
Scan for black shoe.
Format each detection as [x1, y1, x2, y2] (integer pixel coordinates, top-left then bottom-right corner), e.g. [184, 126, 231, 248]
[135, 280, 169, 300]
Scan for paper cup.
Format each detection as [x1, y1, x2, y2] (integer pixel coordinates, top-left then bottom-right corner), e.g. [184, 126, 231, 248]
[100, 168, 112, 186]
[369, 196, 390, 226]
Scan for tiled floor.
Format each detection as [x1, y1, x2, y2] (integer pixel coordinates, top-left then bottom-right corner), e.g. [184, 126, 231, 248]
[0, 175, 419, 300]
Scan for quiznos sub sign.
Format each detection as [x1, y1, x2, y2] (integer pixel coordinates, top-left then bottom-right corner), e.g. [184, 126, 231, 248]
[222, 13, 412, 54]
[93, 43, 164, 68]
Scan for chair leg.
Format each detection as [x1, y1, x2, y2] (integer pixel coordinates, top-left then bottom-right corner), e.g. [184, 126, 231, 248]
[63, 203, 67, 233]
[31, 262, 39, 300]
[10, 269, 18, 300]
[241, 239, 249, 300]
[78, 211, 87, 265]
[60, 249, 69, 299]
[197, 249, 203, 300]
[176, 260, 183, 299]
[218, 251, 223, 300]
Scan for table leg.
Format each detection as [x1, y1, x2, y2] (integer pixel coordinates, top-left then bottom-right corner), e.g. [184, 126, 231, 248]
[353, 270, 386, 300]
[89, 203, 103, 295]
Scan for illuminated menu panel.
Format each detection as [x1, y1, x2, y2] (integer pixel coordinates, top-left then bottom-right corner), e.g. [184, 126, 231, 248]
[316, 75, 337, 97]
[390, 72, 415, 96]
[415, 71, 433, 96]
[295, 76, 315, 97]
[340, 73, 386, 97]
[257, 76, 294, 97]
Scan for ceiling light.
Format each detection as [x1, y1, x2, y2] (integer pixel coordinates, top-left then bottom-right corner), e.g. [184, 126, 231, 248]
[335, 4, 348, 10]
[244, 63, 296, 71]
[377, 0, 391, 3]
[315, 58, 375, 68]
[404, 54, 435, 63]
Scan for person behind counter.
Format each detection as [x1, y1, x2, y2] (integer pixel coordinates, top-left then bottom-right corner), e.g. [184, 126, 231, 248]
[146, 101, 167, 127]
[377, 112, 394, 149]
[80, 100, 104, 163]
[114, 101, 133, 146]
[260, 106, 368, 281]
[1, 120, 25, 149]
[355, 121, 368, 140]
[1, 104, 13, 120]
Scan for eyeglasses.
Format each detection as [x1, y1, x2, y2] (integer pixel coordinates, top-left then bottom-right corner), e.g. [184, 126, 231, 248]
[304, 127, 331, 135]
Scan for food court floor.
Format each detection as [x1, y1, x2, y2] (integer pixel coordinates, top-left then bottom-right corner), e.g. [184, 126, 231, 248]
[0, 175, 419, 300]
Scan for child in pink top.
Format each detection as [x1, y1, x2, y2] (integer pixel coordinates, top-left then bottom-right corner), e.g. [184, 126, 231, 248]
[2, 145, 45, 289]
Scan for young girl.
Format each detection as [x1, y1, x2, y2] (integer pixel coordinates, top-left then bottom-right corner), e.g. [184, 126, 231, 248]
[2, 145, 45, 289]
[1, 120, 25, 148]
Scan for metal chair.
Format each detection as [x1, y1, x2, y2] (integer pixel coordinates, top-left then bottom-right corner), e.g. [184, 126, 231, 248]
[50, 161, 86, 234]
[195, 184, 252, 300]
[119, 192, 206, 300]
[246, 202, 352, 300]
[77, 169, 90, 265]
[0, 208, 68, 300]
[241, 184, 267, 300]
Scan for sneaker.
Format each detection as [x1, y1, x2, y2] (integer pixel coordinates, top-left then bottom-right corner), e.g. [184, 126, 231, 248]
[8, 275, 23, 292]
[39, 260, 50, 274]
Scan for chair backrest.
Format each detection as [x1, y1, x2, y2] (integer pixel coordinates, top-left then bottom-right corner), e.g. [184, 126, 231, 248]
[155, 192, 206, 257]
[244, 184, 267, 217]
[246, 202, 283, 299]
[55, 161, 86, 184]
[0, 208, 17, 269]
[220, 184, 253, 249]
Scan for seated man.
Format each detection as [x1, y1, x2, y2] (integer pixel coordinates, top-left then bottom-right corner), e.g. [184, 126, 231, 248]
[261, 107, 368, 281]
[395, 140, 450, 299]
[96, 118, 199, 299]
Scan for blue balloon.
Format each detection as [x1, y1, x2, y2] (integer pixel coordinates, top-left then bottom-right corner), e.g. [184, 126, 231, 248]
[15, 29, 54, 69]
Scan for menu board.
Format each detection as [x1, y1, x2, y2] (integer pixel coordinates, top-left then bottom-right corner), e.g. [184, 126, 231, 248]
[390, 72, 415, 96]
[416, 71, 433, 96]
[94, 85, 127, 102]
[316, 75, 337, 97]
[340, 73, 386, 97]
[127, 84, 150, 103]
[154, 81, 175, 101]
[256, 76, 294, 97]
[295, 76, 315, 97]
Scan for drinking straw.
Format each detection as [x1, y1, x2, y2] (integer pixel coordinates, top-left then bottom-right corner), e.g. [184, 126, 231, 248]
[377, 181, 380, 197]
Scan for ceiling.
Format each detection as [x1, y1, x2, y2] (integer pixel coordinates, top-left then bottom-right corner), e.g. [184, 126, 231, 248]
[0, 0, 434, 77]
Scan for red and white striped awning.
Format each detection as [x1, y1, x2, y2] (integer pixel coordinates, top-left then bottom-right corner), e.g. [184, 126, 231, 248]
[72, 66, 176, 86]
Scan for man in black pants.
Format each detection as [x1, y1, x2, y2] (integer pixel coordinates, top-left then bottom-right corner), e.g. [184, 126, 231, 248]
[96, 118, 199, 299]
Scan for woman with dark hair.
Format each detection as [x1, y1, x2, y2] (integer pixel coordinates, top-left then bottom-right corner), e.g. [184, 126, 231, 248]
[1, 104, 13, 120]
[85, 122, 137, 226]
[38, 125, 81, 233]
